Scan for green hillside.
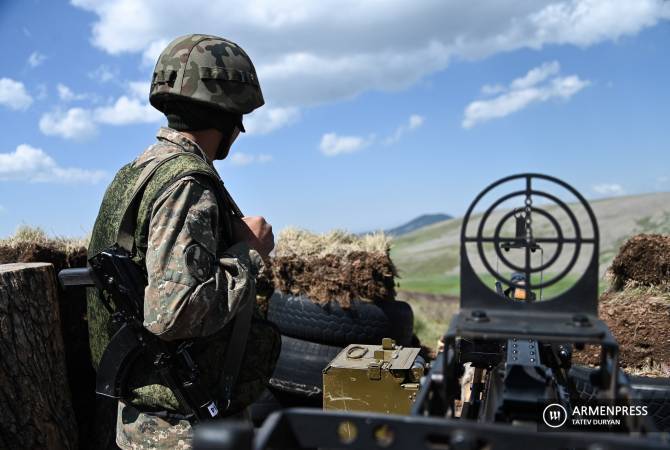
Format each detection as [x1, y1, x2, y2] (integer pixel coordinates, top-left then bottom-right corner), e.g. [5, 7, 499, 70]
[391, 192, 670, 296]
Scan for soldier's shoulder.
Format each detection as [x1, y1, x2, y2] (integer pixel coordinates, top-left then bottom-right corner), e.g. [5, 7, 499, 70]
[134, 140, 182, 167]
[152, 174, 220, 216]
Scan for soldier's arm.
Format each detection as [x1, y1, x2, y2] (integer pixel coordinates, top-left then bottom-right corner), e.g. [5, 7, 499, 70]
[143, 176, 262, 341]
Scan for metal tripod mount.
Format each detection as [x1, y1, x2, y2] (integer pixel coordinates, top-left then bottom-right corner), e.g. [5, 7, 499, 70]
[442, 173, 623, 418]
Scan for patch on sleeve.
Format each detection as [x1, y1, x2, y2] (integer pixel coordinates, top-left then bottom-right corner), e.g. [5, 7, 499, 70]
[184, 243, 215, 282]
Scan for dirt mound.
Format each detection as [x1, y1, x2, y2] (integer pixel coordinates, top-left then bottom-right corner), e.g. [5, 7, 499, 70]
[271, 251, 396, 308]
[610, 234, 670, 289]
[270, 228, 397, 308]
[0, 242, 87, 273]
[0, 226, 88, 273]
[575, 288, 670, 376]
[575, 233, 670, 377]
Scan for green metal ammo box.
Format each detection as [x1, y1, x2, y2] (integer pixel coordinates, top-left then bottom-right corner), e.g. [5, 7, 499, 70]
[322, 338, 424, 415]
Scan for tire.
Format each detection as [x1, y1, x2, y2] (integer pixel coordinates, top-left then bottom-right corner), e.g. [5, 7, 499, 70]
[630, 376, 670, 432]
[570, 365, 599, 402]
[269, 335, 343, 397]
[570, 365, 670, 431]
[267, 292, 413, 347]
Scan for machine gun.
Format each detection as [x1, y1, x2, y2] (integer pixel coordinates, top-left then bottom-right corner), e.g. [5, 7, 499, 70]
[59, 245, 221, 422]
[194, 173, 668, 450]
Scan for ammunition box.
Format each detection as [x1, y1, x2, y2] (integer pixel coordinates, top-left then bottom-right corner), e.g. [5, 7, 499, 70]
[322, 338, 424, 415]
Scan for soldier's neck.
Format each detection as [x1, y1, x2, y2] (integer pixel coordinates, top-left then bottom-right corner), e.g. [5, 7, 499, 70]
[178, 129, 223, 162]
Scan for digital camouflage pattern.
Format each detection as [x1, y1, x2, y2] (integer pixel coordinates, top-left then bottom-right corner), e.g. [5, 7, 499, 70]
[141, 172, 230, 341]
[149, 34, 264, 115]
[116, 402, 192, 450]
[118, 312, 281, 450]
[87, 127, 280, 450]
[87, 127, 234, 368]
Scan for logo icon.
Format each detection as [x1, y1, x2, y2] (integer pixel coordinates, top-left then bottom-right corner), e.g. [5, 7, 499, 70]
[542, 403, 568, 428]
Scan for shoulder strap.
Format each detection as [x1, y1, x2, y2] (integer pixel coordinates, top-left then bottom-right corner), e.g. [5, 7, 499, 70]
[115, 150, 253, 411]
[116, 152, 243, 253]
[219, 284, 255, 411]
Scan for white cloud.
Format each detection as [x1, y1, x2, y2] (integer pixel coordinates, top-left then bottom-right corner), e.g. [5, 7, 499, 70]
[57, 83, 88, 102]
[39, 108, 98, 140]
[127, 81, 150, 99]
[593, 183, 625, 196]
[462, 61, 590, 128]
[0, 205, 6, 214]
[320, 132, 373, 156]
[141, 38, 170, 66]
[94, 96, 163, 125]
[481, 84, 506, 95]
[70, 0, 670, 113]
[243, 106, 300, 135]
[27, 51, 46, 68]
[510, 61, 560, 90]
[384, 114, 425, 145]
[40, 81, 164, 139]
[409, 114, 424, 129]
[88, 64, 119, 83]
[0, 78, 33, 110]
[229, 152, 274, 166]
[0, 144, 106, 183]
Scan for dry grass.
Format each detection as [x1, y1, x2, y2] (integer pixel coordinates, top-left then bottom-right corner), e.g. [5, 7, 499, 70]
[270, 228, 396, 306]
[602, 279, 670, 304]
[624, 360, 669, 378]
[0, 226, 89, 273]
[274, 227, 391, 259]
[0, 225, 88, 254]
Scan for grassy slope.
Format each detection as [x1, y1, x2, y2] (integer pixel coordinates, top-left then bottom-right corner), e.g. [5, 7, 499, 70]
[390, 193, 670, 347]
[391, 192, 670, 295]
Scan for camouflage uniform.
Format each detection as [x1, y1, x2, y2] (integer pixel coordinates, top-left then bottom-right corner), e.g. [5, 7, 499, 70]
[87, 34, 278, 450]
[99, 128, 259, 450]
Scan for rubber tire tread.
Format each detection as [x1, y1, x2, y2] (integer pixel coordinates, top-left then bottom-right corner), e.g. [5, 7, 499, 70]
[270, 335, 342, 396]
[267, 292, 413, 347]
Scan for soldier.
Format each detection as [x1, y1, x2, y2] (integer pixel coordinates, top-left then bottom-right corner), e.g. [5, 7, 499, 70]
[86, 34, 281, 449]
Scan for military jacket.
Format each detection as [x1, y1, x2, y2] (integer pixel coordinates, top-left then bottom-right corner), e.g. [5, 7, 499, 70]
[87, 128, 280, 450]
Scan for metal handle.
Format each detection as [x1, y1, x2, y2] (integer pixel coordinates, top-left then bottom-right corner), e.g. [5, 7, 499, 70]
[58, 267, 95, 288]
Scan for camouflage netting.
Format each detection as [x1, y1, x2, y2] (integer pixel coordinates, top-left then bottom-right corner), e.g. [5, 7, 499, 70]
[575, 234, 670, 377]
[268, 228, 397, 307]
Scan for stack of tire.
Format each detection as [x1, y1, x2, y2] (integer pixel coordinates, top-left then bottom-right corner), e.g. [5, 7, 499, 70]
[265, 291, 414, 406]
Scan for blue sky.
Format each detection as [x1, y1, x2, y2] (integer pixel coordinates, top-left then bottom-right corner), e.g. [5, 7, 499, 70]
[0, 0, 669, 237]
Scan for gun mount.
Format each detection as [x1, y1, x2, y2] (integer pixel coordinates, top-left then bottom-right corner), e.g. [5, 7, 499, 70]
[441, 173, 620, 423]
[191, 175, 669, 449]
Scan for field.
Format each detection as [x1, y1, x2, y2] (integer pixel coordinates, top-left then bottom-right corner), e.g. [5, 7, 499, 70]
[390, 192, 670, 347]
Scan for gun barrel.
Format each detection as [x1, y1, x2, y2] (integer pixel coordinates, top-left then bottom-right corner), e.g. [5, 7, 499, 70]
[58, 267, 96, 288]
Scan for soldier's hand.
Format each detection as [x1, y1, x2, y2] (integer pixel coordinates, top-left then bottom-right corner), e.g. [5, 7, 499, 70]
[233, 216, 274, 259]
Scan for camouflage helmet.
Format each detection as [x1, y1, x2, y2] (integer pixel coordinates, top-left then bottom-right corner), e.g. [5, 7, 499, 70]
[149, 34, 264, 116]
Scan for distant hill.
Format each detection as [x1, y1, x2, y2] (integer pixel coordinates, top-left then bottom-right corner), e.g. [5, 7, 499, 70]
[390, 192, 670, 293]
[385, 213, 452, 236]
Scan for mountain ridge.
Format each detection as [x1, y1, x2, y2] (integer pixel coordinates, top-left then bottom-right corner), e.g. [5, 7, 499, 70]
[390, 191, 670, 292]
[384, 213, 452, 236]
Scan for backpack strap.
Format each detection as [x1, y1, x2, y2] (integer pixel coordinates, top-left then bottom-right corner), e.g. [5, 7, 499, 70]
[219, 279, 255, 410]
[115, 152, 242, 253]
[114, 150, 254, 412]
